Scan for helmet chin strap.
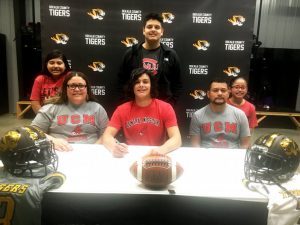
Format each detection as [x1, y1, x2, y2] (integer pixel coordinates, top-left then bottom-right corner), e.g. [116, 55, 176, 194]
[258, 178, 270, 194]
[242, 178, 269, 197]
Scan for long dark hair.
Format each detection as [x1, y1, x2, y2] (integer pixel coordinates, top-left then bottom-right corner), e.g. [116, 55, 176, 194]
[41, 49, 71, 77]
[125, 68, 158, 100]
[56, 71, 97, 104]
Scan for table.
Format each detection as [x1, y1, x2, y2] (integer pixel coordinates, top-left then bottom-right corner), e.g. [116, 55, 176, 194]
[42, 145, 268, 225]
[256, 111, 300, 128]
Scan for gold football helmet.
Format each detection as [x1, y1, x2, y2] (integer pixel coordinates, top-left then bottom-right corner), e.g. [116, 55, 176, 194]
[244, 133, 300, 184]
[0, 126, 58, 177]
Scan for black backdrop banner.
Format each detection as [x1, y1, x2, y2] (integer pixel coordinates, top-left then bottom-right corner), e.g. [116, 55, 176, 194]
[41, 0, 256, 145]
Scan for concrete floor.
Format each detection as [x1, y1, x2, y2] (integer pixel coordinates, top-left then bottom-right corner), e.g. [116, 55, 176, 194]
[0, 113, 32, 137]
[1, 113, 300, 146]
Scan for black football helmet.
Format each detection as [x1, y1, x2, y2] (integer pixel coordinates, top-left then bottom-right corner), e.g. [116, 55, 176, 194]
[244, 133, 300, 184]
[0, 126, 58, 178]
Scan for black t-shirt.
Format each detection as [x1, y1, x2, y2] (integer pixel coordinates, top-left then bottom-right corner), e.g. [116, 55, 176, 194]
[142, 47, 161, 75]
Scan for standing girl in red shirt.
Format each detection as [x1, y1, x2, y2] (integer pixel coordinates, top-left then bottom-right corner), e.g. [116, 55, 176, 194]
[30, 49, 71, 113]
[228, 76, 258, 133]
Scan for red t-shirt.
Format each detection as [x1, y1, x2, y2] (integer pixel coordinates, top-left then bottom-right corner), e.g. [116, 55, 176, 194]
[227, 99, 258, 128]
[109, 99, 178, 146]
[30, 74, 66, 104]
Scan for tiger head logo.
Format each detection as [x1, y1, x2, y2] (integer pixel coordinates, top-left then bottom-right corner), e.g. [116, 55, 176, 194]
[193, 40, 210, 51]
[190, 89, 206, 100]
[88, 61, 105, 72]
[161, 12, 175, 23]
[223, 67, 240, 77]
[50, 33, 69, 44]
[0, 130, 20, 150]
[121, 37, 138, 47]
[280, 137, 299, 157]
[87, 8, 105, 20]
[228, 15, 246, 26]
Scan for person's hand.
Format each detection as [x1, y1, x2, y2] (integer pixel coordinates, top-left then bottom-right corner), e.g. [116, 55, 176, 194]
[43, 95, 60, 104]
[52, 138, 73, 152]
[111, 142, 128, 158]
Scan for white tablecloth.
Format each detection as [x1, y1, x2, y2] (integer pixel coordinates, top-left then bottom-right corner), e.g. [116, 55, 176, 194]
[52, 144, 267, 203]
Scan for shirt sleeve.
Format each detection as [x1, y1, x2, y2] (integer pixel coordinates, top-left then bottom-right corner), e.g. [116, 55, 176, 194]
[117, 47, 134, 95]
[163, 103, 178, 128]
[39, 172, 66, 193]
[108, 106, 122, 130]
[168, 50, 182, 104]
[239, 111, 251, 138]
[96, 104, 109, 136]
[31, 104, 54, 133]
[248, 104, 258, 128]
[30, 75, 44, 101]
[189, 112, 201, 136]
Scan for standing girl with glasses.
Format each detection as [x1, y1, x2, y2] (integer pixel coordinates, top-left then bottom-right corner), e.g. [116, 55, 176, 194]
[228, 76, 258, 133]
[31, 71, 108, 151]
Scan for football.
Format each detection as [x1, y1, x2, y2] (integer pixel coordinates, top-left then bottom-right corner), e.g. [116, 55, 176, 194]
[130, 154, 184, 189]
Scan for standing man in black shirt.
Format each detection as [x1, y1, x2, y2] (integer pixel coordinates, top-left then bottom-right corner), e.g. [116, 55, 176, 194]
[118, 12, 182, 106]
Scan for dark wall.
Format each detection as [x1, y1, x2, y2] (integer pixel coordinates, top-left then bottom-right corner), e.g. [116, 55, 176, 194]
[13, 0, 42, 101]
[0, 34, 8, 115]
[20, 23, 42, 99]
[249, 48, 300, 111]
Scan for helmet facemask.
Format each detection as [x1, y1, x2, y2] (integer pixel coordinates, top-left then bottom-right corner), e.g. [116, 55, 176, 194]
[244, 134, 300, 184]
[0, 126, 58, 178]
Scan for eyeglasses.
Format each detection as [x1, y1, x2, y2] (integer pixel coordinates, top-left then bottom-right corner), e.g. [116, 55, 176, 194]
[232, 86, 246, 90]
[67, 84, 87, 90]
